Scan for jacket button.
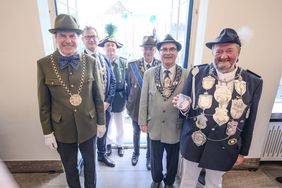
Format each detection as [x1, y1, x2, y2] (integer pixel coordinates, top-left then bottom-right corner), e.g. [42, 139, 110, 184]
[162, 120, 165, 123]
[74, 109, 77, 112]
[222, 147, 226, 150]
[69, 72, 73, 75]
[163, 110, 166, 113]
[211, 128, 215, 131]
[70, 84, 74, 88]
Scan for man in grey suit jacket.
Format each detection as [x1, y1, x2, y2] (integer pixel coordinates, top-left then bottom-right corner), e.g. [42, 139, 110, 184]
[139, 34, 188, 188]
[37, 14, 105, 188]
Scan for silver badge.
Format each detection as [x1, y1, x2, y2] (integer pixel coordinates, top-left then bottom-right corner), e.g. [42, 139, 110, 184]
[226, 120, 238, 136]
[202, 75, 215, 90]
[192, 130, 207, 146]
[214, 84, 232, 104]
[213, 107, 230, 126]
[198, 93, 212, 110]
[231, 98, 247, 119]
[196, 114, 208, 129]
[234, 80, 246, 96]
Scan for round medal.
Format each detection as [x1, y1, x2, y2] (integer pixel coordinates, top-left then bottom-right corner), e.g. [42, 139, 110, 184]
[70, 94, 82, 106]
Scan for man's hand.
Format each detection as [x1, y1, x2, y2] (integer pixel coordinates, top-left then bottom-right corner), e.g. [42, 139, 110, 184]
[97, 124, 106, 138]
[104, 102, 110, 111]
[140, 125, 148, 133]
[44, 132, 57, 150]
[234, 154, 245, 166]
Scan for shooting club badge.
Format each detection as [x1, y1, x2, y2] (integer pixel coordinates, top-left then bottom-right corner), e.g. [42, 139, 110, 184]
[202, 75, 215, 90]
[231, 98, 247, 119]
[198, 93, 212, 110]
[226, 120, 238, 136]
[234, 79, 246, 96]
[192, 130, 207, 146]
[213, 107, 230, 126]
[196, 113, 208, 129]
[214, 84, 232, 104]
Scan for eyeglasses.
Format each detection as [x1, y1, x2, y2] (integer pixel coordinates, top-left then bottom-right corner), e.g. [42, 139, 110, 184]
[83, 35, 98, 40]
[160, 47, 177, 53]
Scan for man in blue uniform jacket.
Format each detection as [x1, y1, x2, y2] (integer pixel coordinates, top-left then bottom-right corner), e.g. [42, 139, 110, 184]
[81, 26, 116, 167]
[173, 28, 263, 188]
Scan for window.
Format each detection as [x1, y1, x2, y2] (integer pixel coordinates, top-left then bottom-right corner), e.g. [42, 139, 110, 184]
[272, 77, 282, 113]
[55, 0, 190, 65]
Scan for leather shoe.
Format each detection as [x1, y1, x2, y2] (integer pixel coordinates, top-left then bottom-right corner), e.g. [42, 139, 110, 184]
[146, 158, 151, 170]
[198, 169, 206, 185]
[106, 144, 112, 156]
[117, 147, 124, 157]
[98, 156, 115, 167]
[276, 177, 282, 183]
[131, 154, 139, 166]
[164, 185, 173, 188]
[150, 181, 161, 188]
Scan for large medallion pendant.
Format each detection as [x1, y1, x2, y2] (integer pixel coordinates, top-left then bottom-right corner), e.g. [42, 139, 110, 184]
[192, 130, 207, 146]
[213, 107, 230, 126]
[70, 94, 82, 106]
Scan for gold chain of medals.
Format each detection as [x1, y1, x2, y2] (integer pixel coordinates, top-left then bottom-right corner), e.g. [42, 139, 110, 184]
[191, 66, 247, 147]
[50, 53, 86, 106]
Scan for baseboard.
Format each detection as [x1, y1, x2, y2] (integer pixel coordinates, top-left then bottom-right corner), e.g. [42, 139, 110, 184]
[4, 160, 63, 173]
[232, 158, 260, 170]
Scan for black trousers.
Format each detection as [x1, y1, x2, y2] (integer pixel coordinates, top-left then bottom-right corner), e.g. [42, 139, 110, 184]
[57, 136, 96, 188]
[132, 120, 150, 158]
[97, 111, 111, 157]
[150, 140, 180, 186]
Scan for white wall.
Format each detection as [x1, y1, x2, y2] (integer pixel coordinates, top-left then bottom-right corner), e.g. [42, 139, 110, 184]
[0, 0, 59, 160]
[193, 0, 282, 158]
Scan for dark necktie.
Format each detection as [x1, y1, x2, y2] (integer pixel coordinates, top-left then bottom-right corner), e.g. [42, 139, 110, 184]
[58, 54, 80, 70]
[146, 64, 151, 69]
[163, 70, 171, 88]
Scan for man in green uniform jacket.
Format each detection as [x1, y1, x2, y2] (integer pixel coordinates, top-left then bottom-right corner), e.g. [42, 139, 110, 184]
[37, 14, 105, 188]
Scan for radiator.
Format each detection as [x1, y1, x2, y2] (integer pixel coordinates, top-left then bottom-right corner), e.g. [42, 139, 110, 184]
[261, 122, 282, 161]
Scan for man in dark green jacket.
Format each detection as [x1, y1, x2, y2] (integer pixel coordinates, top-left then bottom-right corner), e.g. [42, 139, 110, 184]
[37, 14, 105, 188]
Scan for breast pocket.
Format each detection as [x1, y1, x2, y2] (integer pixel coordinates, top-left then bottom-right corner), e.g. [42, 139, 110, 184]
[45, 78, 62, 87]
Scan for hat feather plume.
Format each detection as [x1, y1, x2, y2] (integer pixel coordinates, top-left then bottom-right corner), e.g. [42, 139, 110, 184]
[105, 23, 117, 37]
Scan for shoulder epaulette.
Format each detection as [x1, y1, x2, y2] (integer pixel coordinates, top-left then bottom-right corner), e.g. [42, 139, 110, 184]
[246, 69, 261, 78]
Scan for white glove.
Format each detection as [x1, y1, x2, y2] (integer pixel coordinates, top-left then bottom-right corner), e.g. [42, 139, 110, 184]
[97, 125, 106, 138]
[44, 132, 58, 150]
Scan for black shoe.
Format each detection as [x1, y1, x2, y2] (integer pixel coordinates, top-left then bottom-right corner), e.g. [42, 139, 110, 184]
[131, 154, 139, 166]
[164, 185, 173, 188]
[98, 156, 115, 167]
[117, 147, 124, 157]
[106, 144, 112, 156]
[150, 181, 161, 188]
[146, 158, 151, 170]
[198, 169, 206, 185]
[276, 177, 282, 183]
